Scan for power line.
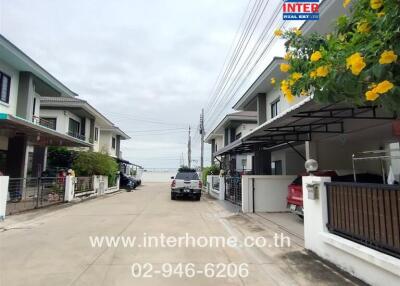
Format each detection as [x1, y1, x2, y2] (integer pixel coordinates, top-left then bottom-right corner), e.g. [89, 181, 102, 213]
[206, 0, 268, 118]
[205, 0, 264, 115]
[205, 2, 284, 131]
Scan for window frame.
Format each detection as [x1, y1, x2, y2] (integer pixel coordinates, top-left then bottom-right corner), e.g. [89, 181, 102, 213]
[0, 71, 11, 104]
[270, 99, 280, 119]
[68, 118, 81, 136]
[112, 137, 116, 149]
[94, 127, 99, 142]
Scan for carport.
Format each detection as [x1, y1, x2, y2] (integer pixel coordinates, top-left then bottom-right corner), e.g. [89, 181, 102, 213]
[214, 96, 399, 213]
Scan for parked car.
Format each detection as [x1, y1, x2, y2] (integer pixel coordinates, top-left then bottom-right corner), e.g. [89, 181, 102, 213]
[287, 171, 385, 218]
[120, 173, 136, 191]
[171, 170, 202, 200]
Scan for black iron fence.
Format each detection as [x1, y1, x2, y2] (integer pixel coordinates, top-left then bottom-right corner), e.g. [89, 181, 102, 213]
[326, 182, 400, 259]
[74, 177, 94, 197]
[6, 177, 65, 215]
[225, 175, 242, 206]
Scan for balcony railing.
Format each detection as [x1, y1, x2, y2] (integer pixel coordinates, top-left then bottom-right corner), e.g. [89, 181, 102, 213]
[32, 116, 56, 130]
[326, 182, 400, 259]
[67, 131, 86, 141]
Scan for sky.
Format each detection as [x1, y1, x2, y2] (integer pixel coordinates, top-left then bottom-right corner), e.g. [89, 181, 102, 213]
[0, 0, 253, 169]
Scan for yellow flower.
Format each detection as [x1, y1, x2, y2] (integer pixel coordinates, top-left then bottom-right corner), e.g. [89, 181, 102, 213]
[310, 70, 317, 79]
[374, 80, 394, 94]
[316, 66, 329, 77]
[293, 28, 302, 36]
[310, 51, 322, 62]
[370, 0, 383, 10]
[280, 63, 291, 73]
[291, 72, 303, 81]
[343, 0, 351, 8]
[285, 90, 295, 103]
[274, 29, 283, 37]
[300, 90, 308, 96]
[270, 78, 276, 85]
[346, 53, 366, 76]
[357, 21, 371, 33]
[284, 52, 292, 60]
[379, 50, 398, 64]
[377, 12, 385, 17]
[365, 90, 379, 101]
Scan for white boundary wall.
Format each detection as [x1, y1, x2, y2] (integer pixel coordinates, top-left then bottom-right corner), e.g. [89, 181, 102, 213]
[206, 175, 224, 200]
[0, 176, 9, 220]
[242, 175, 295, 213]
[303, 176, 400, 286]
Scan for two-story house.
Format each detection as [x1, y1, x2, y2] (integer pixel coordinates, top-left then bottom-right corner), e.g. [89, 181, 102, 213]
[205, 111, 257, 172]
[39, 96, 130, 158]
[0, 35, 91, 178]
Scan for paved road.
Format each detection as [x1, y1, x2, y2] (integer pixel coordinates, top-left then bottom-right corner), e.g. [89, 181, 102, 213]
[0, 183, 362, 286]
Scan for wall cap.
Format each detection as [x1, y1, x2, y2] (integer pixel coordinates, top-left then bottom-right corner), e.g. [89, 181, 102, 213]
[321, 232, 400, 277]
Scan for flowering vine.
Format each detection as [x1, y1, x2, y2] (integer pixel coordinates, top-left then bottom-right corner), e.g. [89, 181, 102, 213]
[273, 0, 399, 112]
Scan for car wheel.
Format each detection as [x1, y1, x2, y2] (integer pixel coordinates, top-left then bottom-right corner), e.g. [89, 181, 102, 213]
[171, 193, 175, 200]
[196, 195, 201, 201]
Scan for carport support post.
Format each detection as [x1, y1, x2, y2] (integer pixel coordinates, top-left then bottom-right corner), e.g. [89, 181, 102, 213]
[0, 176, 9, 220]
[64, 176, 75, 202]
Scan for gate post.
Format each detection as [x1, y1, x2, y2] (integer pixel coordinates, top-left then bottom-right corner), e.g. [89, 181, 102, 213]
[64, 176, 75, 202]
[0, 176, 9, 220]
[219, 176, 225, 200]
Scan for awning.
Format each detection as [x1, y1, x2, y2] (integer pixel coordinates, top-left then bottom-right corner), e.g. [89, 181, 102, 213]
[116, 158, 143, 169]
[214, 97, 397, 156]
[0, 113, 92, 147]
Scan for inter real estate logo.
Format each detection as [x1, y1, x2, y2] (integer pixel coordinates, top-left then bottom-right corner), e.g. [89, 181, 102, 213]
[283, 0, 320, 21]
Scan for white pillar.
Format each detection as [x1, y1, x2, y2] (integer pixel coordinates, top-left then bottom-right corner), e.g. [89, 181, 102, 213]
[0, 176, 10, 220]
[64, 176, 75, 202]
[219, 176, 225, 200]
[302, 175, 331, 252]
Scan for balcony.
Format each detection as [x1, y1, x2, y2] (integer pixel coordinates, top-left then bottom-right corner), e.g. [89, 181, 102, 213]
[32, 115, 56, 130]
[67, 131, 86, 141]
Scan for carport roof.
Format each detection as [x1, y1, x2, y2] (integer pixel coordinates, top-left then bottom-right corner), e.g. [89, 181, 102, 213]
[214, 97, 398, 156]
[0, 113, 92, 147]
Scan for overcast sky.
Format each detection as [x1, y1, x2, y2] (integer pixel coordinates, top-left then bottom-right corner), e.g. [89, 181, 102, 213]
[0, 0, 255, 168]
[0, 0, 297, 169]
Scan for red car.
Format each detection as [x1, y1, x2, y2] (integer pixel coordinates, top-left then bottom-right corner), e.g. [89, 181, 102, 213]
[287, 171, 337, 218]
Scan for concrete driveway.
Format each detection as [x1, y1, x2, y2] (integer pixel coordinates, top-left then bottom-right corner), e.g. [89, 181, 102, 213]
[0, 183, 363, 286]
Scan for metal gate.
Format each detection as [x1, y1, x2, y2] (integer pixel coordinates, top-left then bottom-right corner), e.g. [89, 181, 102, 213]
[74, 177, 94, 197]
[6, 177, 65, 215]
[225, 175, 242, 206]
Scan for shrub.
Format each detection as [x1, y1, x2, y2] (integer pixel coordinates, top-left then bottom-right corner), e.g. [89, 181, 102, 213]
[47, 147, 77, 169]
[72, 151, 118, 177]
[202, 164, 220, 183]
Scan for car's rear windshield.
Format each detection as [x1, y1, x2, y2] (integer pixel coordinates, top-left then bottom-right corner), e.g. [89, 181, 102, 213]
[175, 172, 199, 180]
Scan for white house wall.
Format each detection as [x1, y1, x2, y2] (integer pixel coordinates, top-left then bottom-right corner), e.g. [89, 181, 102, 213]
[235, 123, 257, 138]
[99, 130, 117, 157]
[0, 60, 19, 116]
[265, 88, 304, 121]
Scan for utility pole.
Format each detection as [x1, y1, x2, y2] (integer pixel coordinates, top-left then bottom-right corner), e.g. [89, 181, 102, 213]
[188, 126, 191, 168]
[200, 108, 205, 173]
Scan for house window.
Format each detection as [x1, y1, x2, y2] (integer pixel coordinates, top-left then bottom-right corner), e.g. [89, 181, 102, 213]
[271, 99, 280, 118]
[271, 160, 283, 175]
[0, 71, 11, 104]
[94, 128, 99, 141]
[112, 137, 116, 149]
[41, 117, 57, 130]
[68, 118, 80, 137]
